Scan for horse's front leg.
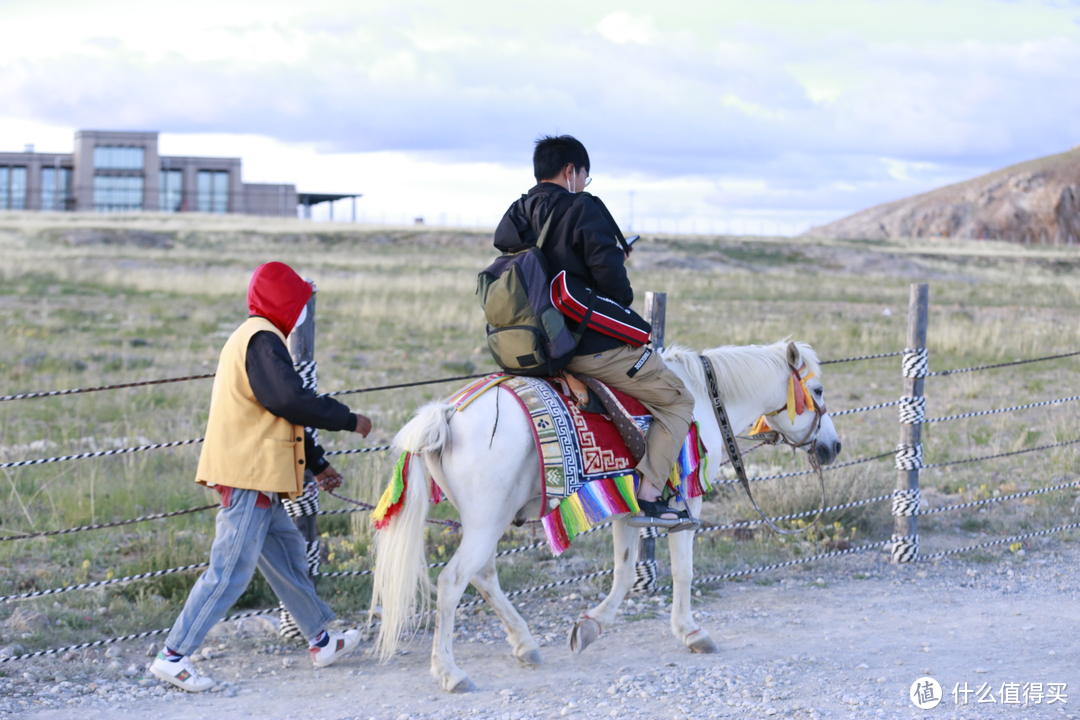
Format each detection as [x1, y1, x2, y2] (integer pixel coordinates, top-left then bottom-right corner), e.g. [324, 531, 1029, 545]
[431, 525, 505, 693]
[569, 515, 638, 653]
[468, 552, 541, 665]
[667, 495, 717, 653]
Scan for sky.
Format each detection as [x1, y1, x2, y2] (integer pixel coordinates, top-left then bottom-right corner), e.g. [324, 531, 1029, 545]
[1, 0, 1079, 233]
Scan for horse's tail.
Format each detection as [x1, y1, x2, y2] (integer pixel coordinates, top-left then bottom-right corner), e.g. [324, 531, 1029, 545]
[370, 402, 454, 662]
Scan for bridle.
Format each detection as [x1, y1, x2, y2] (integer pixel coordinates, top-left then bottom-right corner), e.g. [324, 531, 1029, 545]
[753, 363, 828, 452]
[698, 356, 828, 535]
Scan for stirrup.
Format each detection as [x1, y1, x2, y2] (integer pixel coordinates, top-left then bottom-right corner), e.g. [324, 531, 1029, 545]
[668, 513, 701, 534]
[668, 496, 701, 534]
[627, 498, 684, 529]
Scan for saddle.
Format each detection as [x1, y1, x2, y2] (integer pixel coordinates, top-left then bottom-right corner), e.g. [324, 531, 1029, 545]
[549, 373, 647, 461]
[447, 372, 709, 554]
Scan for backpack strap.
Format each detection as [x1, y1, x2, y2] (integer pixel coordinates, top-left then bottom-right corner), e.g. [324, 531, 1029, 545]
[535, 192, 581, 251]
[532, 194, 599, 350]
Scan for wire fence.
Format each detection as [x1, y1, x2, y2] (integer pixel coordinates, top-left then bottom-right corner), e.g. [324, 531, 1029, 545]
[4, 342, 1080, 661]
[0, 438, 206, 470]
[714, 450, 895, 485]
[1, 344, 1071, 406]
[0, 371, 487, 404]
[0, 374, 216, 403]
[921, 438, 1080, 470]
[0, 607, 279, 665]
[919, 521, 1080, 561]
[819, 351, 905, 365]
[925, 393, 1080, 424]
[925, 350, 1080, 377]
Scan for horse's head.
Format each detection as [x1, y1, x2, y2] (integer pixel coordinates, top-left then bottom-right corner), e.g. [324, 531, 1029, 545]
[665, 340, 844, 467]
[752, 341, 842, 466]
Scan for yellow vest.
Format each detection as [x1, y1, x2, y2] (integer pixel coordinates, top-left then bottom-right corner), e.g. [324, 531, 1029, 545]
[195, 317, 306, 498]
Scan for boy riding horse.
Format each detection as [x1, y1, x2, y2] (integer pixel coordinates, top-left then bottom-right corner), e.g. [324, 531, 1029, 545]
[493, 135, 694, 528]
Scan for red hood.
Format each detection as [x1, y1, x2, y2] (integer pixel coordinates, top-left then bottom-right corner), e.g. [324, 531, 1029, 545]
[246, 262, 312, 336]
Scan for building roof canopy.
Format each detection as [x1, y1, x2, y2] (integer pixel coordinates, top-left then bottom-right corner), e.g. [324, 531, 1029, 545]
[298, 193, 362, 206]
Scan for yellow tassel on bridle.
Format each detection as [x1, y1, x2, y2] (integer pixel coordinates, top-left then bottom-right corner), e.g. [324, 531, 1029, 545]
[786, 366, 816, 423]
[748, 415, 771, 435]
[801, 370, 816, 412]
[750, 365, 817, 434]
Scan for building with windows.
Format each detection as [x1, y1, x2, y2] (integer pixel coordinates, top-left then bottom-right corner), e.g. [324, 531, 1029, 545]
[0, 129, 353, 217]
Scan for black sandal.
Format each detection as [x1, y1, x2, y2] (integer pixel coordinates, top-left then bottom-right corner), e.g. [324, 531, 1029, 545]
[627, 498, 685, 529]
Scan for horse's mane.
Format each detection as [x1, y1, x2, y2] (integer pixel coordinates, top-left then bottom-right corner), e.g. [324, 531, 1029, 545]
[662, 340, 821, 404]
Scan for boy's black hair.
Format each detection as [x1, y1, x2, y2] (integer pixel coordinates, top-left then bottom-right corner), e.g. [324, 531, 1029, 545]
[533, 135, 590, 182]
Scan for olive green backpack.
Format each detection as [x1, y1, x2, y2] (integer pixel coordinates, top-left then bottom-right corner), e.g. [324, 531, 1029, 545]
[477, 198, 594, 375]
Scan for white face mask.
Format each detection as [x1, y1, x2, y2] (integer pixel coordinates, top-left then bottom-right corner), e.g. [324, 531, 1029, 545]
[569, 166, 576, 194]
[292, 305, 308, 332]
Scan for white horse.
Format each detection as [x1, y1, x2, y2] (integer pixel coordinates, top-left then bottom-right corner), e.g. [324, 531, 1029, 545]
[370, 340, 842, 693]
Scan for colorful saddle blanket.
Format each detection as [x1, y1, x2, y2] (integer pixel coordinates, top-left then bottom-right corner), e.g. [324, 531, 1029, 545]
[447, 373, 710, 554]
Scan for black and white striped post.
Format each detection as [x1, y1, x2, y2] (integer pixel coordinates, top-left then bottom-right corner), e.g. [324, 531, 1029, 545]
[893, 284, 929, 563]
[280, 280, 322, 639]
[632, 291, 666, 594]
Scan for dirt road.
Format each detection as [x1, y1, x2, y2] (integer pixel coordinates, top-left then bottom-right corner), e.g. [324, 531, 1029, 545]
[10, 539, 1080, 720]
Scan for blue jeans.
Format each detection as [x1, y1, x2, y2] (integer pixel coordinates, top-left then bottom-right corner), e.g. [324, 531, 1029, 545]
[166, 488, 335, 654]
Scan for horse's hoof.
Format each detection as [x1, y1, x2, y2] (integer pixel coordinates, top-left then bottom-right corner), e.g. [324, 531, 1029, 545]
[568, 617, 602, 655]
[516, 648, 542, 666]
[446, 676, 477, 694]
[687, 632, 718, 654]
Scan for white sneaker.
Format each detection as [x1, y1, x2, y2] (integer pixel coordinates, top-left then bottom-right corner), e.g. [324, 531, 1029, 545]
[150, 652, 215, 692]
[309, 629, 361, 668]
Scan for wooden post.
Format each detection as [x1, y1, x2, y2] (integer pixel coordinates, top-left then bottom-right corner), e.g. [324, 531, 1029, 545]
[893, 283, 928, 563]
[288, 283, 317, 364]
[287, 280, 318, 550]
[645, 292, 666, 350]
[278, 281, 320, 639]
[633, 292, 667, 593]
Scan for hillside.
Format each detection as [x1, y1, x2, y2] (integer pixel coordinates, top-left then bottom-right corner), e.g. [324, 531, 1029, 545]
[806, 146, 1080, 244]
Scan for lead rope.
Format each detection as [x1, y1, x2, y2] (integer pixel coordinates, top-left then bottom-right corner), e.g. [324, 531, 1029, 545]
[698, 356, 825, 535]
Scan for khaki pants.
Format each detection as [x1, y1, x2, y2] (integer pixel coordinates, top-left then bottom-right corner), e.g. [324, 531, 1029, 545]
[567, 344, 695, 491]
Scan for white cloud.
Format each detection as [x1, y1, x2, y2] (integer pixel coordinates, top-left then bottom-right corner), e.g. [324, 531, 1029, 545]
[597, 12, 655, 45]
[2, 1, 1079, 232]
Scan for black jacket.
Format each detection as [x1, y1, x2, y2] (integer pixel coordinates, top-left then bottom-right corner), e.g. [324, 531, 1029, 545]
[493, 183, 631, 356]
[246, 328, 358, 475]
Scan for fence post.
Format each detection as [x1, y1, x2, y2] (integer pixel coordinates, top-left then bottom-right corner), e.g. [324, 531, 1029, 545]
[632, 291, 666, 594]
[279, 280, 321, 639]
[893, 283, 929, 563]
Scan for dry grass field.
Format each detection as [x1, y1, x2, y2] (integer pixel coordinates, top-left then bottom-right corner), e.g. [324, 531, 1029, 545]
[2, 210, 1080, 657]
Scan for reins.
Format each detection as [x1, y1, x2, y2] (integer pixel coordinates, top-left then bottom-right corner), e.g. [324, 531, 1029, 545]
[698, 355, 827, 535]
[325, 487, 463, 529]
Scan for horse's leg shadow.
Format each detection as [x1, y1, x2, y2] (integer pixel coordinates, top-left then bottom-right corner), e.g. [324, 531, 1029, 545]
[432, 526, 506, 693]
[570, 516, 638, 654]
[668, 496, 717, 654]
[470, 551, 542, 666]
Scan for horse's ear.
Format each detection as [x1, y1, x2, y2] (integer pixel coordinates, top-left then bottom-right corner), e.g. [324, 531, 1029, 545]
[785, 341, 802, 370]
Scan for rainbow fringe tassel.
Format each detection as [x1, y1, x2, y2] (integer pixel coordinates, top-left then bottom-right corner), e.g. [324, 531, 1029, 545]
[541, 474, 640, 555]
[541, 421, 712, 555]
[372, 452, 443, 531]
[668, 421, 711, 499]
[372, 452, 410, 530]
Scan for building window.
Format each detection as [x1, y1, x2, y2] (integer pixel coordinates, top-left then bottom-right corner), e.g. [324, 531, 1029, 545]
[197, 170, 229, 213]
[93, 175, 144, 212]
[94, 146, 145, 170]
[41, 167, 74, 211]
[160, 169, 183, 212]
[0, 167, 28, 210]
